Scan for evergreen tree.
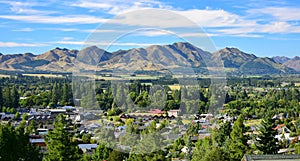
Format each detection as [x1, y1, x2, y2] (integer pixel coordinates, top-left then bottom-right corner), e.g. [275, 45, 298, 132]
[213, 121, 232, 146]
[51, 83, 58, 106]
[256, 117, 279, 154]
[11, 85, 19, 108]
[44, 114, 81, 161]
[0, 123, 41, 161]
[192, 137, 226, 161]
[108, 150, 127, 161]
[92, 142, 111, 160]
[3, 86, 11, 107]
[0, 86, 3, 110]
[60, 83, 68, 106]
[229, 115, 249, 161]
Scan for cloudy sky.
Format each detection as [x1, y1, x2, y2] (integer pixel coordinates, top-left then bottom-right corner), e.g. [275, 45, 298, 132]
[0, 0, 300, 57]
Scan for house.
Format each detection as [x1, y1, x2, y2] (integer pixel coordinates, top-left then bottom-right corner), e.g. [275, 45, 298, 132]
[242, 154, 300, 161]
[30, 137, 47, 153]
[30, 138, 46, 147]
[167, 109, 180, 117]
[78, 144, 98, 153]
[0, 113, 14, 120]
[36, 128, 48, 135]
[148, 109, 163, 115]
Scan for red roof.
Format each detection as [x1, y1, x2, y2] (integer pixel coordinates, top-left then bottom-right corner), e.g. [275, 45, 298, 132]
[149, 109, 163, 114]
[274, 124, 285, 130]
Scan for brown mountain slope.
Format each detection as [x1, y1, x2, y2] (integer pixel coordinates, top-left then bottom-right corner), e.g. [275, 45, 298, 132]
[284, 56, 300, 72]
[0, 42, 297, 74]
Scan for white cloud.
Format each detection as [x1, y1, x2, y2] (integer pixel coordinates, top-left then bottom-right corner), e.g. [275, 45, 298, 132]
[248, 7, 300, 21]
[107, 8, 258, 29]
[54, 40, 157, 47]
[0, 15, 108, 24]
[71, 0, 173, 15]
[1, 1, 57, 15]
[261, 21, 300, 33]
[179, 32, 219, 37]
[72, 1, 113, 10]
[177, 9, 257, 28]
[0, 41, 48, 47]
[12, 27, 33, 32]
[133, 30, 171, 37]
[61, 37, 74, 41]
[216, 21, 300, 35]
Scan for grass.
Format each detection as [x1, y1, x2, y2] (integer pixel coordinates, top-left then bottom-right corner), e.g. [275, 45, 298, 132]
[169, 84, 181, 90]
[22, 74, 64, 78]
[182, 119, 191, 125]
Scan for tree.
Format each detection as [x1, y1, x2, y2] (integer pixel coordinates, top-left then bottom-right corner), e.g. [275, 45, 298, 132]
[213, 121, 232, 146]
[60, 83, 68, 106]
[11, 85, 19, 108]
[192, 137, 226, 161]
[256, 117, 279, 154]
[229, 115, 249, 161]
[44, 114, 81, 161]
[92, 142, 112, 161]
[50, 83, 59, 106]
[0, 86, 3, 110]
[128, 150, 168, 161]
[0, 123, 41, 161]
[2, 86, 11, 107]
[108, 150, 127, 161]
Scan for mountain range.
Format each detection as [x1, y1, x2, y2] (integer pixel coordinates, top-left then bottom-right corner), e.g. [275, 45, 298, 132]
[0, 42, 298, 75]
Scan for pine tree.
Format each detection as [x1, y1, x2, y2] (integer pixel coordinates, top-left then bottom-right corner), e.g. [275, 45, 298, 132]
[229, 115, 249, 161]
[213, 121, 232, 146]
[0, 123, 41, 161]
[256, 117, 279, 154]
[92, 142, 111, 160]
[11, 85, 19, 108]
[0, 86, 3, 110]
[51, 83, 58, 106]
[44, 114, 81, 161]
[60, 83, 68, 106]
[2, 86, 11, 107]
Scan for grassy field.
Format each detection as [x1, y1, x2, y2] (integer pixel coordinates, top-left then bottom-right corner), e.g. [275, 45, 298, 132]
[22, 74, 65, 78]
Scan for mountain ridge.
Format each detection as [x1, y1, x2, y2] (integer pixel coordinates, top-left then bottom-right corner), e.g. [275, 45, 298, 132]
[0, 42, 298, 75]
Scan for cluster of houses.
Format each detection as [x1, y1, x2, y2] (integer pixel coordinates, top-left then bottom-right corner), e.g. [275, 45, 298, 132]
[2, 104, 299, 159]
[13, 106, 214, 154]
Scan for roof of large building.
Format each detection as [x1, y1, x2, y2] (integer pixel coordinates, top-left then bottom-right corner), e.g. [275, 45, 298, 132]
[242, 155, 300, 161]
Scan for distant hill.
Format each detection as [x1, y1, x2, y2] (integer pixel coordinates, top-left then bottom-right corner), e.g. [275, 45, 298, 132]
[0, 42, 297, 75]
[283, 56, 300, 72]
[272, 56, 291, 64]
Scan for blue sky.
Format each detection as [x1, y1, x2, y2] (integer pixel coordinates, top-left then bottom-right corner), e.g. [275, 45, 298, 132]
[0, 0, 300, 57]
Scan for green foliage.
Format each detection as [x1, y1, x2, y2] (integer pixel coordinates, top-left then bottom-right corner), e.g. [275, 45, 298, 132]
[91, 143, 112, 161]
[107, 107, 122, 116]
[212, 121, 232, 146]
[256, 117, 280, 154]
[192, 137, 226, 161]
[108, 150, 127, 161]
[44, 114, 81, 161]
[128, 150, 169, 161]
[82, 133, 91, 144]
[0, 123, 41, 161]
[229, 115, 249, 161]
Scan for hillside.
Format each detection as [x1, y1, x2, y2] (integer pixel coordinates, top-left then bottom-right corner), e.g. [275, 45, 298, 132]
[284, 56, 300, 72]
[0, 42, 297, 75]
